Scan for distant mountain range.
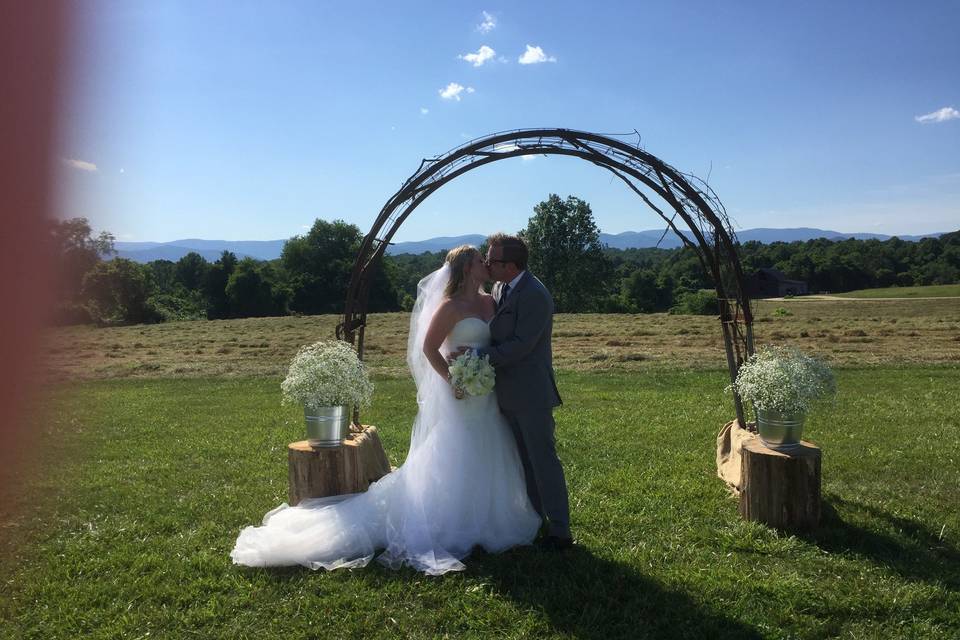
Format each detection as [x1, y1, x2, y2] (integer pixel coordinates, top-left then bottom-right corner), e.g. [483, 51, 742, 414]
[113, 239, 287, 263]
[113, 228, 947, 263]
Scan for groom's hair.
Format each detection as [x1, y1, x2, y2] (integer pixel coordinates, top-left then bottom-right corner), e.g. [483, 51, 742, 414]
[487, 233, 528, 270]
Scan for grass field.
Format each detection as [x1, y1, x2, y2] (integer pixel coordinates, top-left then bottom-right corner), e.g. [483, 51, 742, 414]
[40, 298, 960, 381]
[3, 303, 959, 638]
[2, 368, 959, 639]
[832, 284, 960, 299]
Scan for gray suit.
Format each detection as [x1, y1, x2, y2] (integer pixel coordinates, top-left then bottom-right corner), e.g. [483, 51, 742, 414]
[478, 271, 570, 538]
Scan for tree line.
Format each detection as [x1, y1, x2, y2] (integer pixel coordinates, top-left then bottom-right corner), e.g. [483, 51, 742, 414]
[52, 197, 959, 325]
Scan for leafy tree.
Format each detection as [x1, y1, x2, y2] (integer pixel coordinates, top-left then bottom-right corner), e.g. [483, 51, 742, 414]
[49, 217, 116, 323]
[146, 260, 178, 294]
[145, 259, 206, 321]
[82, 258, 157, 324]
[521, 194, 612, 312]
[620, 268, 670, 312]
[203, 251, 237, 319]
[282, 219, 361, 314]
[225, 258, 290, 317]
[282, 218, 400, 315]
[175, 252, 210, 291]
[669, 290, 719, 315]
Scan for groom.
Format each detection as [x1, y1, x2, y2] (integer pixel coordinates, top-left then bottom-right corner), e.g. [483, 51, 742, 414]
[476, 233, 572, 550]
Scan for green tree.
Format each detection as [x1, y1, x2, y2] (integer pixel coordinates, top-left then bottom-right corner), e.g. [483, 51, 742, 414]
[521, 194, 612, 312]
[225, 258, 290, 317]
[82, 258, 156, 324]
[203, 251, 237, 319]
[282, 218, 400, 315]
[175, 252, 210, 291]
[620, 268, 670, 312]
[50, 217, 116, 323]
[146, 260, 178, 294]
[282, 219, 360, 314]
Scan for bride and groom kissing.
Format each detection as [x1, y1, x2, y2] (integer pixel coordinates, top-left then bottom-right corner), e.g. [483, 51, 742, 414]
[232, 233, 572, 575]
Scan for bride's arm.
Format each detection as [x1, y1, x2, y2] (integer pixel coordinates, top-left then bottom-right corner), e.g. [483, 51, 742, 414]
[422, 300, 459, 380]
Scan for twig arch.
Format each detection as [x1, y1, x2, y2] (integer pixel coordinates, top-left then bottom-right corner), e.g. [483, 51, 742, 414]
[338, 128, 755, 424]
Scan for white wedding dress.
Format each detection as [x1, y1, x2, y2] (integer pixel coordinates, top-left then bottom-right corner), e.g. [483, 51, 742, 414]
[231, 316, 541, 575]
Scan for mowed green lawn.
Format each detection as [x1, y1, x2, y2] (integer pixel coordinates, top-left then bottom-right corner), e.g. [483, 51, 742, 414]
[2, 368, 958, 639]
[832, 284, 960, 298]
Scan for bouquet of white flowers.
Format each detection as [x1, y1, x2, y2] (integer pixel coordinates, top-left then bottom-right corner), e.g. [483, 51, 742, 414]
[729, 345, 835, 415]
[448, 350, 496, 398]
[281, 340, 374, 410]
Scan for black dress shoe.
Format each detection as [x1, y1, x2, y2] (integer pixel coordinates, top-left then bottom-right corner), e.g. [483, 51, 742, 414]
[537, 535, 574, 551]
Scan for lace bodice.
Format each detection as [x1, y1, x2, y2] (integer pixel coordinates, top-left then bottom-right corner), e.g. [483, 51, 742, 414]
[445, 317, 491, 350]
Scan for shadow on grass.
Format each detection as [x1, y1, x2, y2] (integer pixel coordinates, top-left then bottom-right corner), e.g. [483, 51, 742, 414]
[802, 493, 960, 591]
[249, 544, 763, 639]
[474, 544, 763, 640]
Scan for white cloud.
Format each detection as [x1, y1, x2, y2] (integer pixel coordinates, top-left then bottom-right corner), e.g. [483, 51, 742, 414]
[518, 45, 556, 65]
[439, 82, 474, 101]
[460, 45, 496, 67]
[420, 107, 429, 115]
[915, 106, 960, 124]
[492, 143, 536, 161]
[63, 158, 98, 172]
[477, 11, 496, 33]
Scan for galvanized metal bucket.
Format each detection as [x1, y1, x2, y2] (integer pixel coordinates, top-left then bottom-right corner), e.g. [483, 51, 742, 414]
[755, 407, 806, 452]
[304, 405, 350, 448]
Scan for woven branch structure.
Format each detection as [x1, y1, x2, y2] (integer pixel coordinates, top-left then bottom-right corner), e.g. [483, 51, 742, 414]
[337, 128, 755, 425]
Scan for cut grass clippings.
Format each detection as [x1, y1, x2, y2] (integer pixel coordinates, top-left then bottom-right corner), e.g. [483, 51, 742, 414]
[39, 297, 960, 382]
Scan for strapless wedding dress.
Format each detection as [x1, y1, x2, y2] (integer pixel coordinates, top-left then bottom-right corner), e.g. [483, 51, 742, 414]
[231, 317, 541, 575]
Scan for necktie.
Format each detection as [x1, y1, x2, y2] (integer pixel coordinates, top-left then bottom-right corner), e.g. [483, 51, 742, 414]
[499, 284, 511, 307]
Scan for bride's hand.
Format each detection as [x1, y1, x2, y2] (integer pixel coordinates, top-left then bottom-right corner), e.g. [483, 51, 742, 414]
[446, 346, 469, 364]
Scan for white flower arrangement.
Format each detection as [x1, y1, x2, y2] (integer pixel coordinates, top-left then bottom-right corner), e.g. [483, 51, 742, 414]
[729, 345, 836, 415]
[448, 350, 496, 397]
[281, 340, 374, 410]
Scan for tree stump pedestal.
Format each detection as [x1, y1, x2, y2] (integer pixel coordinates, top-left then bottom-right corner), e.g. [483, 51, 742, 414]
[738, 438, 821, 530]
[287, 425, 391, 506]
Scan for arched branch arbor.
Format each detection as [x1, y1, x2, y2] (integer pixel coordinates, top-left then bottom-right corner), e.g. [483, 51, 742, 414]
[337, 129, 756, 425]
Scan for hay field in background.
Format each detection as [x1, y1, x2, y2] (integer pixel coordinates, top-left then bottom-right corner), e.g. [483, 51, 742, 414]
[42, 298, 960, 382]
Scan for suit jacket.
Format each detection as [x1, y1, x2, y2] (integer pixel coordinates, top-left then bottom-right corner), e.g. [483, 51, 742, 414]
[478, 271, 562, 411]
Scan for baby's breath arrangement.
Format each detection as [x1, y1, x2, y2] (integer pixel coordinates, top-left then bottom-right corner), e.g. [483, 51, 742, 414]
[448, 351, 496, 397]
[729, 345, 835, 415]
[281, 340, 374, 410]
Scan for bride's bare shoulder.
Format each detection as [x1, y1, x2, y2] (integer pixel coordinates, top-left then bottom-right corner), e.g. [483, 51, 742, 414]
[432, 298, 464, 323]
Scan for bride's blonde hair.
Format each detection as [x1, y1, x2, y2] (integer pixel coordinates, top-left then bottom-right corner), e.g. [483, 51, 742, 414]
[444, 245, 480, 298]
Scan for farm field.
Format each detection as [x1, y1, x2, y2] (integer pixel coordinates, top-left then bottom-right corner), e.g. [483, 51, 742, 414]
[2, 300, 959, 638]
[40, 298, 960, 381]
[832, 284, 960, 299]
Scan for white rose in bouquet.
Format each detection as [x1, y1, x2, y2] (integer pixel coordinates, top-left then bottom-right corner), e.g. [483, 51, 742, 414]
[448, 350, 496, 397]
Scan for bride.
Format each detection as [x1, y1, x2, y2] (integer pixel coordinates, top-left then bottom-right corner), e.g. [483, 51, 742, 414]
[231, 245, 541, 575]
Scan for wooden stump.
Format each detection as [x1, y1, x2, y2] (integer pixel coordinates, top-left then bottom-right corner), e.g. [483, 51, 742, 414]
[288, 425, 391, 506]
[738, 438, 821, 530]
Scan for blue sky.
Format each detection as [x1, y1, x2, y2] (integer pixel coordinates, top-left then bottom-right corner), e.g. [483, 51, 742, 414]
[58, 1, 959, 243]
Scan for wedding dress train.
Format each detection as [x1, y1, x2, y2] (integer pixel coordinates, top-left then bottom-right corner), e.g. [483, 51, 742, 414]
[231, 317, 541, 575]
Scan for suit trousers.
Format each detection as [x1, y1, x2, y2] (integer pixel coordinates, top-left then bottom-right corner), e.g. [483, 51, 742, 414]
[502, 406, 570, 538]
